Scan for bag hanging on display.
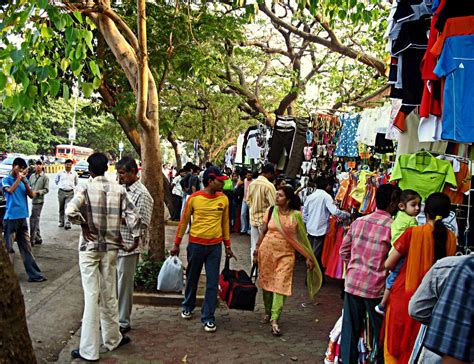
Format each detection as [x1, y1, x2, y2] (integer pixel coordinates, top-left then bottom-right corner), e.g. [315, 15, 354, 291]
[157, 256, 184, 292]
[218, 257, 258, 311]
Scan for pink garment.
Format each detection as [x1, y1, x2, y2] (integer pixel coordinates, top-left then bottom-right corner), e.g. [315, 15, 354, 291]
[304, 146, 313, 161]
[339, 209, 393, 298]
[243, 178, 253, 202]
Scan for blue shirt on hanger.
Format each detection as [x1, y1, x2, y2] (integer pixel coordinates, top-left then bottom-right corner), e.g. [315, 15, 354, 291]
[434, 34, 474, 143]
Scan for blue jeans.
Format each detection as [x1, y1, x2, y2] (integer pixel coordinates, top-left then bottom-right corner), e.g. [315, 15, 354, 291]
[240, 201, 250, 233]
[182, 243, 222, 324]
[3, 218, 45, 281]
[386, 257, 405, 289]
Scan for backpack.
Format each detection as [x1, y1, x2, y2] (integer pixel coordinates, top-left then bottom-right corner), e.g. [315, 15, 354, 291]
[218, 257, 258, 311]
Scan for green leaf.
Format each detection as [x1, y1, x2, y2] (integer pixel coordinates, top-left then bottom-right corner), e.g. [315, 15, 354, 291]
[37, 66, 50, 82]
[72, 64, 83, 77]
[0, 73, 7, 90]
[40, 82, 49, 97]
[75, 44, 83, 60]
[65, 27, 77, 43]
[38, 0, 48, 9]
[49, 79, 61, 97]
[22, 76, 30, 90]
[81, 82, 93, 98]
[92, 76, 101, 89]
[40, 25, 52, 40]
[27, 84, 38, 98]
[63, 83, 70, 102]
[73, 11, 83, 24]
[84, 30, 93, 51]
[89, 60, 100, 77]
[60, 58, 69, 72]
[10, 49, 24, 63]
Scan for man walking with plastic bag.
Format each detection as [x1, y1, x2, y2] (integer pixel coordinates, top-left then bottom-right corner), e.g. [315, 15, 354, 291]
[170, 166, 235, 333]
[116, 157, 154, 334]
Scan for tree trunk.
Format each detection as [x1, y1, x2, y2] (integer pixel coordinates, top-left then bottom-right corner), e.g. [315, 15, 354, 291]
[0, 247, 36, 363]
[140, 124, 166, 262]
[167, 132, 182, 169]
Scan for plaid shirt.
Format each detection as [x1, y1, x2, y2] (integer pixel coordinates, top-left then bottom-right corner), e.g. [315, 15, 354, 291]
[119, 180, 154, 256]
[66, 176, 140, 252]
[423, 256, 474, 362]
[340, 209, 393, 298]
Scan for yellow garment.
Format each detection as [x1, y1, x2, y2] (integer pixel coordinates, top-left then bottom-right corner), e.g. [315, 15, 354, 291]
[350, 170, 374, 204]
[174, 191, 230, 247]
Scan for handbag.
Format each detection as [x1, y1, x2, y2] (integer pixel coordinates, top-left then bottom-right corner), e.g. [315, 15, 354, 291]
[218, 257, 258, 311]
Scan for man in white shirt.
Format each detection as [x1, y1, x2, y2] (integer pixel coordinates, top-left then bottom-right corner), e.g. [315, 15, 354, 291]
[303, 176, 350, 272]
[55, 159, 79, 230]
[170, 168, 185, 221]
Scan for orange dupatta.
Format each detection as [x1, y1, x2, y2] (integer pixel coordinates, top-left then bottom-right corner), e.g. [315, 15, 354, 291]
[405, 224, 457, 294]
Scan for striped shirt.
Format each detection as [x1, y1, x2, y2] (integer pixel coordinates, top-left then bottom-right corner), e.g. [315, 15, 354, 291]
[119, 180, 154, 256]
[340, 209, 393, 298]
[247, 176, 276, 227]
[423, 256, 474, 362]
[66, 176, 140, 252]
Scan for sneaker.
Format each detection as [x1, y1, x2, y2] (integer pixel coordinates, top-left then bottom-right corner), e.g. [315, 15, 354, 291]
[375, 304, 385, 316]
[203, 322, 217, 332]
[58, 223, 64, 228]
[181, 310, 192, 319]
[65, 225, 71, 230]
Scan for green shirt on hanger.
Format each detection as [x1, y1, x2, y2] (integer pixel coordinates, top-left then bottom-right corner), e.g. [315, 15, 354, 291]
[390, 152, 457, 201]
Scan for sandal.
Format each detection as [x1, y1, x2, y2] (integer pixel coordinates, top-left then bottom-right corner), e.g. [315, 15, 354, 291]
[260, 315, 271, 324]
[271, 322, 282, 337]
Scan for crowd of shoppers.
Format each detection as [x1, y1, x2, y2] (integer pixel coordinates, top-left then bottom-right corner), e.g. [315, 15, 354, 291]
[2, 155, 471, 363]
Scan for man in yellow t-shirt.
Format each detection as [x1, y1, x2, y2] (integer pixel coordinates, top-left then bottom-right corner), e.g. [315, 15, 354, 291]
[171, 166, 235, 333]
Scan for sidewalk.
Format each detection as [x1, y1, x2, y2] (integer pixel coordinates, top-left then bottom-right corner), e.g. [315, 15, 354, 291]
[57, 226, 343, 363]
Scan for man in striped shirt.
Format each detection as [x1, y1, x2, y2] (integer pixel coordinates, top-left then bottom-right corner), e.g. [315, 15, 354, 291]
[247, 163, 276, 262]
[116, 157, 154, 335]
[66, 153, 140, 361]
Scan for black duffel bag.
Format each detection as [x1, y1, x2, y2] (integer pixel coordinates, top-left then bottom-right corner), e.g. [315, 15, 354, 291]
[218, 257, 258, 311]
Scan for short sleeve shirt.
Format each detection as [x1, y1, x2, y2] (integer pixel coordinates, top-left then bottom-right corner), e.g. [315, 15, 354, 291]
[1, 175, 29, 219]
[390, 153, 457, 201]
[433, 35, 474, 143]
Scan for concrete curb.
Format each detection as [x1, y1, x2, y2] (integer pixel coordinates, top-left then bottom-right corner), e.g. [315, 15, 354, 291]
[133, 292, 204, 307]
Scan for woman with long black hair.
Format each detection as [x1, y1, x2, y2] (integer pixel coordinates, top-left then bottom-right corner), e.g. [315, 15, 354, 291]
[383, 192, 457, 363]
[254, 186, 322, 336]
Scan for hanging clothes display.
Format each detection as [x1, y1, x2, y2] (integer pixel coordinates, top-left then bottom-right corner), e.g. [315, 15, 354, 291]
[235, 133, 245, 165]
[390, 150, 457, 201]
[334, 114, 360, 158]
[268, 116, 309, 179]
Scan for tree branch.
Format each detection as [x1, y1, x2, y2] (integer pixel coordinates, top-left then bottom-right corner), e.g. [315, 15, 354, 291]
[258, 3, 386, 76]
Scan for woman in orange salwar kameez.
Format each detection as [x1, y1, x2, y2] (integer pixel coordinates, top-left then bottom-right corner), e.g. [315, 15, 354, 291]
[254, 186, 322, 336]
[383, 193, 456, 364]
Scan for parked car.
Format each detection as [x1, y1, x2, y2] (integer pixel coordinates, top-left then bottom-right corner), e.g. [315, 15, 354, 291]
[0, 156, 28, 179]
[0, 188, 5, 225]
[74, 160, 90, 178]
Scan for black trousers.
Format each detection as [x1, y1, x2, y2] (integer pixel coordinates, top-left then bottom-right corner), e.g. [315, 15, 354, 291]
[171, 194, 182, 221]
[307, 234, 325, 276]
[340, 292, 384, 364]
[268, 117, 308, 178]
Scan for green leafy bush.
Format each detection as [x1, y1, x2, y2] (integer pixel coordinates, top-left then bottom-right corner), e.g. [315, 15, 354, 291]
[134, 252, 164, 291]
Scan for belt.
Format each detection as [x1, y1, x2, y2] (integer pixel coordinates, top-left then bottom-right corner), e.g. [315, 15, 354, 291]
[59, 188, 73, 192]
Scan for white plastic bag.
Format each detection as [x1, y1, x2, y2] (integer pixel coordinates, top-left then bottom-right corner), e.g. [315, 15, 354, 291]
[157, 256, 184, 292]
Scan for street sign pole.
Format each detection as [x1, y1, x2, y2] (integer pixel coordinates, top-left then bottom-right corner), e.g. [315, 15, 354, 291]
[118, 141, 124, 160]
